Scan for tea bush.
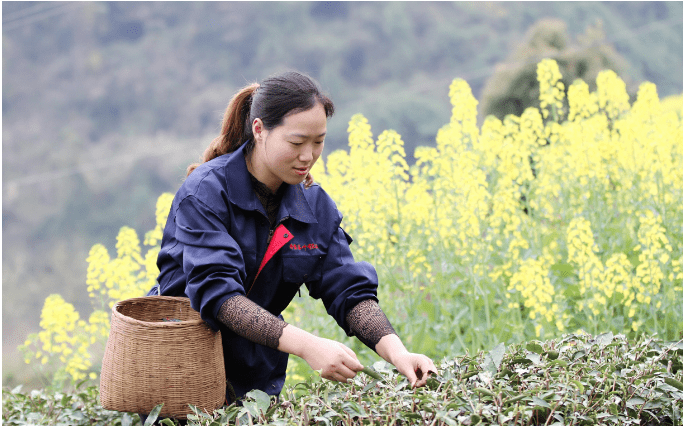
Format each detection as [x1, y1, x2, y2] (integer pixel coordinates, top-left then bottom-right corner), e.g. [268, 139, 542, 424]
[4, 334, 682, 425]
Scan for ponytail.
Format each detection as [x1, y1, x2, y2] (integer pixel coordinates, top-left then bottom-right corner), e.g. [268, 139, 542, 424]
[186, 83, 259, 176]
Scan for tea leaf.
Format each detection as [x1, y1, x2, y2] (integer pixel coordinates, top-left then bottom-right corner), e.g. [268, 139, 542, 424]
[143, 404, 163, 426]
[245, 389, 271, 415]
[121, 413, 133, 426]
[527, 342, 544, 354]
[532, 396, 552, 409]
[361, 366, 383, 381]
[596, 332, 614, 347]
[664, 377, 683, 391]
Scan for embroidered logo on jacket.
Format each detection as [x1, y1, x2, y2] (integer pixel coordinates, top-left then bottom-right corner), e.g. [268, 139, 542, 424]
[290, 243, 319, 251]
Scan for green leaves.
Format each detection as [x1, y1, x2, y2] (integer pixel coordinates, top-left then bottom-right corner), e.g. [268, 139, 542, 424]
[1, 384, 130, 426]
[481, 342, 506, 373]
[595, 331, 614, 347]
[664, 377, 683, 392]
[143, 404, 163, 426]
[531, 395, 552, 409]
[526, 341, 544, 354]
[240, 389, 271, 420]
[3, 334, 682, 425]
[360, 366, 383, 381]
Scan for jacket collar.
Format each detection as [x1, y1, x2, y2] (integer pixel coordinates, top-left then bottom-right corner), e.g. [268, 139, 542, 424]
[225, 142, 318, 224]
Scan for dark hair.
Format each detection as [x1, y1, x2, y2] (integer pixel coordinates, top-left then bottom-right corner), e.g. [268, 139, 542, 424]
[187, 71, 334, 176]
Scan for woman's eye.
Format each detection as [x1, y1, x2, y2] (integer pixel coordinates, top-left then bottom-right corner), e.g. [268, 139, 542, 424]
[290, 142, 303, 146]
[315, 140, 325, 145]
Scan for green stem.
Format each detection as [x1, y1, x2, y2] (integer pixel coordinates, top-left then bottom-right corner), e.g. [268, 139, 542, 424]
[452, 316, 468, 354]
[469, 277, 478, 354]
[472, 265, 492, 346]
[552, 103, 559, 123]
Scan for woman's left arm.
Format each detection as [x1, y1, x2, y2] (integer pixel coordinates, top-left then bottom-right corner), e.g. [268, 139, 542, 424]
[345, 299, 437, 388]
[304, 205, 437, 387]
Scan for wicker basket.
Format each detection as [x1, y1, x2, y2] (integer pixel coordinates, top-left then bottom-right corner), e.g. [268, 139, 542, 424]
[100, 296, 225, 419]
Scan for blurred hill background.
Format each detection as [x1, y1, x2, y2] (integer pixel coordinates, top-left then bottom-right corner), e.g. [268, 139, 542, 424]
[3, 1, 683, 387]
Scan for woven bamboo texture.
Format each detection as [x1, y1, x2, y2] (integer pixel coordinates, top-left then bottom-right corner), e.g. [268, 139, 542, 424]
[100, 296, 225, 419]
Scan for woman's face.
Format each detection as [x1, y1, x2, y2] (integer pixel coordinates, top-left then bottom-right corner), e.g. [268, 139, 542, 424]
[250, 102, 327, 192]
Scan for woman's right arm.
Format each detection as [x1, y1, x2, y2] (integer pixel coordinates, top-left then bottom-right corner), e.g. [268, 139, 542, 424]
[278, 320, 364, 383]
[217, 294, 363, 383]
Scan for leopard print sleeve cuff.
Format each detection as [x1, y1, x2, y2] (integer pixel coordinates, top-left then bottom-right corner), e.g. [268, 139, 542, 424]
[217, 295, 288, 350]
[345, 299, 397, 351]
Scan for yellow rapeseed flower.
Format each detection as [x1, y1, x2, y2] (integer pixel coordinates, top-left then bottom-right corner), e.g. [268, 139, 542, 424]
[596, 69, 630, 120]
[537, 59, 565, 120]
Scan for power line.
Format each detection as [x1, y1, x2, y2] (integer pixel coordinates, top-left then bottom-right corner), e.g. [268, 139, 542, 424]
[457, 14, 683, 85]
[3, 2, 71, 22]
[2, 2, 81, 31]
[609, 14, 683, 44]
[4, 145, 193, 188]
[410, 14, 683, 98]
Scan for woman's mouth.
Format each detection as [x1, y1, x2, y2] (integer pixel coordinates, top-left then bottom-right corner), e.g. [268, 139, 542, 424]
[294, 167, 309, 176]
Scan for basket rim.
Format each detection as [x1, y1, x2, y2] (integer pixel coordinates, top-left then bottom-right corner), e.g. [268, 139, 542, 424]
[112, 296, 205, 327]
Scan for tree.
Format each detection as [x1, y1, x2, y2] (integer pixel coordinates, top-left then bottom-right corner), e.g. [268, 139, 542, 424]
[479, 18, 631, 121]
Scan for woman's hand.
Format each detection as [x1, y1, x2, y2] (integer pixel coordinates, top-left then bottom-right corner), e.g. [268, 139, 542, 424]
[300, 337, 364, 382]
[278, 324, 364, 383]
[375, 334, 437, 388]
[389, 351, 438, 388]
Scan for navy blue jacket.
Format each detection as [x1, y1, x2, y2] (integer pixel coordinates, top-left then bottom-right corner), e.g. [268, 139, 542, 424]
[150, 142, 379, 398]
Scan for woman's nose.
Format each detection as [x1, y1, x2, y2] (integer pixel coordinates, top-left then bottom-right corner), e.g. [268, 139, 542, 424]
[299, 146, 313, 162]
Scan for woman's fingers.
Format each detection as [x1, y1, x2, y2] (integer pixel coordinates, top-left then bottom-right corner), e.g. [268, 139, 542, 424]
[341, 342, 360, 361]
[391, 353, 438, 388]
[322, 363, 358, 383]
[322, 362, 357, 382]
[414, 367, 429, 388]
[413, 356, 438, 387]
[339, 344, 364, 370]
[325, 343, 363, 381]
[302, 338, 364, 383]
[404, 367, 419, 388]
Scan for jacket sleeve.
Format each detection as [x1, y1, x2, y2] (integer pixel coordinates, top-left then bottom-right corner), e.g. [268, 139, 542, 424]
[305, 226, 379, 336]
[174, 194, 247, 331]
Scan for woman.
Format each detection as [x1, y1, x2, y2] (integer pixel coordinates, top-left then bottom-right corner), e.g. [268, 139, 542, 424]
[151, 71, 436, 402]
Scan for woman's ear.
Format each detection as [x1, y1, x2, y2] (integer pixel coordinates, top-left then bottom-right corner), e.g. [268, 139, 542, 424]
[252, 118, 265, 143]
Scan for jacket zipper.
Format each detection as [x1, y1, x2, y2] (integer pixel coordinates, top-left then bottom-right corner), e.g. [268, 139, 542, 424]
[265, 227, 275, 246]
[266, 214, 288, 244]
